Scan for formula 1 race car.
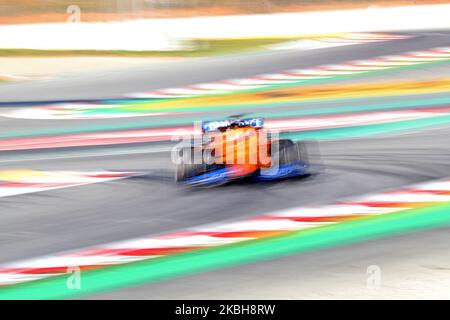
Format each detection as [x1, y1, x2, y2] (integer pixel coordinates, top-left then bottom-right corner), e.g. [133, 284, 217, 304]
[174, 116, 312, 186]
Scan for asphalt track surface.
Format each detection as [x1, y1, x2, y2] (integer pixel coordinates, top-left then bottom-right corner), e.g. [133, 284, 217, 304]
[1, 125, 450, 264]
[1, 29, 450, 103]
[90, 226, 450, 299]
[1, 29, 450, 298]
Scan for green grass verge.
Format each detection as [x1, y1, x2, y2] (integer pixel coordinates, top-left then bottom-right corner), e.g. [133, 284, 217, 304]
[0, 38, 293, 57]
[1, 202, 450, 299]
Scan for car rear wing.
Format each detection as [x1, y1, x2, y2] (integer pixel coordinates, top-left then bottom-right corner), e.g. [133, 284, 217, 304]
[201, 118, 264, 132]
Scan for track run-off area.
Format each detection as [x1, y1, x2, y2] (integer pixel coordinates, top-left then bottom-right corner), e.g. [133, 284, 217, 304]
[1, 30, 450, 299]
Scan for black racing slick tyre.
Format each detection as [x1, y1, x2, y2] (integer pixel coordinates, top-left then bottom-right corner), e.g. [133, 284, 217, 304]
[270, 139, 309, 166]
[175, 146, 206, 182]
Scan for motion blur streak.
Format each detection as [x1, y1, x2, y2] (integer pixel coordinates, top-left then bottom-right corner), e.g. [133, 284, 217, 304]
[4, 77, 450, 120]
[0, 178, 449, 288]
[2, 202, 450, 299]
[1, 28, 450, 298]
[1, 107, 449, 151]
[0, 170, 138, 198]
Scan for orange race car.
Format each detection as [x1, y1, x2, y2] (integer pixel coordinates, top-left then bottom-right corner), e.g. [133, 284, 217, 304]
[174, 116, 311, 186]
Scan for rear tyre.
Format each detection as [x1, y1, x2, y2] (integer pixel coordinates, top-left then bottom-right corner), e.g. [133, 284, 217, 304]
[175, 146, 206, 182]
[271, 139, 308, 165]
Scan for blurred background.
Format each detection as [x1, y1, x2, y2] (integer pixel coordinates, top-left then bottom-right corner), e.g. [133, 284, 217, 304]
[1, 0, 450, 300]
[2, 1, 446, 23]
